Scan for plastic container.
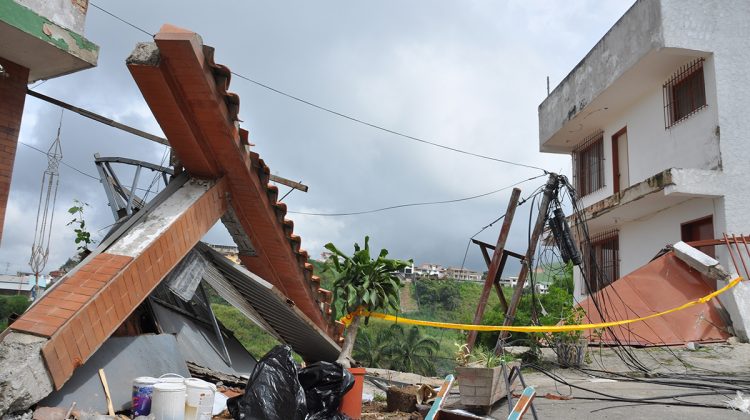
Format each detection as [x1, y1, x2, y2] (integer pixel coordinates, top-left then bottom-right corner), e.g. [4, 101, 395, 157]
[339, 367, 366, 419]
[132, 376, 159, 416]
[158, 373, 186, 384]
[184, 378, 216, 420]
[151, 382, 187, 420]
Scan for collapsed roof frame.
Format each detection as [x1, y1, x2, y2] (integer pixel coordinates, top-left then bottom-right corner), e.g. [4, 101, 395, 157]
[0, 25, 343, 414]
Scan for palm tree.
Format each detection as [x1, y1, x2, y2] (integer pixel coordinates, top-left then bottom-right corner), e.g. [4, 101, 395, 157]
[325, 237, 411, 368]
[382, 324, 439, 376]
[353, 327, 389, 368]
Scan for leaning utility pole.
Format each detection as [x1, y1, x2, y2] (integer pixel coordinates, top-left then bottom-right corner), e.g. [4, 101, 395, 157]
[466, 187, 521, 352]
[495, 173, 558, 354]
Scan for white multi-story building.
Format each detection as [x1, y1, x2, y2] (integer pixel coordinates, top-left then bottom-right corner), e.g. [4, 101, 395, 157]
[415, 263, 446, 279]
[538, 0, 750, 339]
[445, 267, 481, 282]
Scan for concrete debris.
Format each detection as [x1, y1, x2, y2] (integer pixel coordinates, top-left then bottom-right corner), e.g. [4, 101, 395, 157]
[0, 410, 32, 420]
[31, 407, 73, 420]
[502, 346, 531, 357]
[0, 332, 53, 415]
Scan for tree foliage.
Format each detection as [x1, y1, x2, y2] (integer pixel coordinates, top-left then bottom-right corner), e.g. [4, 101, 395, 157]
[477, 263, 576, 348]
[325, 236, 411, 366]
[0, 295, 31, 331]
[325, 237, 410, 320]
[414, 278, 461, 311]
[354, 323, 439, 376]
[67, 200, 95, 255]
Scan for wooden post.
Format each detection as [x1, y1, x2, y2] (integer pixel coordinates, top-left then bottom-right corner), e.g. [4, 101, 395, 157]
[466, 188, 522, 352]
[495, 174, 557, 354]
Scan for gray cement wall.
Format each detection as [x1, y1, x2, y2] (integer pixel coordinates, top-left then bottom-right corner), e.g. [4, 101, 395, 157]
[538, 0, 663, 145]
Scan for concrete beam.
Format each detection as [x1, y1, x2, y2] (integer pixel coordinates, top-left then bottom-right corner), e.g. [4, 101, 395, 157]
[672, 241, 731, 282]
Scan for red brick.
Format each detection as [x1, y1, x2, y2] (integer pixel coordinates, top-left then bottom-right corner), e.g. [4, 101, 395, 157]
[0, 58, 29, 245]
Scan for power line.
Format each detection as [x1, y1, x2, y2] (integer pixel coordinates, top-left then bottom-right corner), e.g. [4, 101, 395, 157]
[231, 71, 548, 172]
[289, 174, 545, 216]
[90, 2, 154, 37]
[88, 2, 549, 173]
[19, 142, 99, 180]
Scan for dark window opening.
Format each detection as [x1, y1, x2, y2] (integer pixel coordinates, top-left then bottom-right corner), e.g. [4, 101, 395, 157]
[681, 215, 715, 258]
[664, 58, 707, 128]
[573, 131, 605, 197]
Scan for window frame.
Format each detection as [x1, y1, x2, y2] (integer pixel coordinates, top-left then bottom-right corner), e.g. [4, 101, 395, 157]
[582, 230, 619, 295]
[663, 58, 707, 129]
[573, 131, 605, 197]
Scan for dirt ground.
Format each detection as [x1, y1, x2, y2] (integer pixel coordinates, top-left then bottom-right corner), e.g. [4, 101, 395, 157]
[361, 401, 421, 419]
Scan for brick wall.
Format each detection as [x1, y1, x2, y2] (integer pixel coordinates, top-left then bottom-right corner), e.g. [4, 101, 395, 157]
[0, 58, 29, 246]
[11, 178, 229, 388]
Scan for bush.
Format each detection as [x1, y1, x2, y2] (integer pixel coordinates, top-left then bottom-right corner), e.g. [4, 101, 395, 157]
[414, 279, 460, 311]
[0, 295, 31, 330]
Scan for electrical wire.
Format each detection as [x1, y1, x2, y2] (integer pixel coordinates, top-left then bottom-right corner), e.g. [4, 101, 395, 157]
[89, 2, 154, 37]
[88, 2, 550, 173]
[19, 141, 99, 180]
[288, 173, 546, 216]
[526, 364, 734, 411]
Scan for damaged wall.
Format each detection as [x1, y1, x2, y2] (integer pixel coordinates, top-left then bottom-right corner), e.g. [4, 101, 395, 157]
[0, 177, 228, 415]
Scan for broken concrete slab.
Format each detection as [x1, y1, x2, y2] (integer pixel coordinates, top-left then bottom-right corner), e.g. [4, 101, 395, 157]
[0, 332, 53, 416]
[672, 241, 731, 281]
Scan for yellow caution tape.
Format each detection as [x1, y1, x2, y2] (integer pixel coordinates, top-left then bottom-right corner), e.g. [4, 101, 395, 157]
[339, 277, 743, 333]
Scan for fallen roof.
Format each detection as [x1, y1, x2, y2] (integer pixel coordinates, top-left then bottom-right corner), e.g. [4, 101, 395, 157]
[126, 24, 332, 335]
[197, 243, 341, 362]
[579, 252, 731, 346]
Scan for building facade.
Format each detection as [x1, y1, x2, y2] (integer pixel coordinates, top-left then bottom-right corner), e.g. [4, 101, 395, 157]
[538, 0, 750, 339]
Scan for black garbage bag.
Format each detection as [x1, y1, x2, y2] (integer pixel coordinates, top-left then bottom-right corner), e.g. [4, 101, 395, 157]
[298, 361, 355, 420]
[228, 345, 307, 420]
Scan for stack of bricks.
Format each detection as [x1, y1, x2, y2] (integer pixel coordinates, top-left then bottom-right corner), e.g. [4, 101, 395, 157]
[0, 58, 29, 245]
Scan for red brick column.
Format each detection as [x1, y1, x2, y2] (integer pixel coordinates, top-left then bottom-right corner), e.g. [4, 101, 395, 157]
[0, 58, 29, 245]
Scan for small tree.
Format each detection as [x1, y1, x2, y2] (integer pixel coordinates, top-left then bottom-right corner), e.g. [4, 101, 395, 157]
[325, 236, 410, 368]
[67, 200, 94, 258]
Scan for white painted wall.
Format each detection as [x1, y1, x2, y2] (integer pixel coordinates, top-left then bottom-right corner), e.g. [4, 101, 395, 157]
[618, 198, 716, 275]
[578, 56, 721, 209]
[573, 197, 717, 302]
[660, 0, 750, 340]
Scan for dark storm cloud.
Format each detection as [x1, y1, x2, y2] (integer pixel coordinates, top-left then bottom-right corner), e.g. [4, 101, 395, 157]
[0, 1, 634, 275]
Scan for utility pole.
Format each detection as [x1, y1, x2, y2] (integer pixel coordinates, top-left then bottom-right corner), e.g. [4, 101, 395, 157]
[466, 187, 521, 352]
[495, 173, 558, 355]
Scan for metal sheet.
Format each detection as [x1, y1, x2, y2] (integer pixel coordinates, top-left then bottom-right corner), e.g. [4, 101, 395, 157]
[38, 335, 190, 413]
[164, 249, 208, 301]
[198, 243, 341, 362]
[151, 300, 257, 376]
[580, 252, 730, 346]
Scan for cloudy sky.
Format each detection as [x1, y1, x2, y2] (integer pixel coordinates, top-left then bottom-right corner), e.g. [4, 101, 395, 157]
[0, 0, 634, 276]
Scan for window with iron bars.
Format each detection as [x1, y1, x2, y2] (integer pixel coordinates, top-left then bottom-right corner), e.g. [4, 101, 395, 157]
[582, 230, 619, 295]
[663, 58, 707, 128]
[573, 131, 604, 197]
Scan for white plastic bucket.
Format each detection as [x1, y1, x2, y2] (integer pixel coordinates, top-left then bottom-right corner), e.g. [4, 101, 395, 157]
[132, 376, 159, 416]
[184, 378, 216, 420]
[158, 373, 186, 384]
[151, 382, 186, 420]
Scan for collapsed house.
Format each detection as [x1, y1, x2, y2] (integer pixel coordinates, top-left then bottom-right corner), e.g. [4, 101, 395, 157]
[0, 24, 342, 416]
